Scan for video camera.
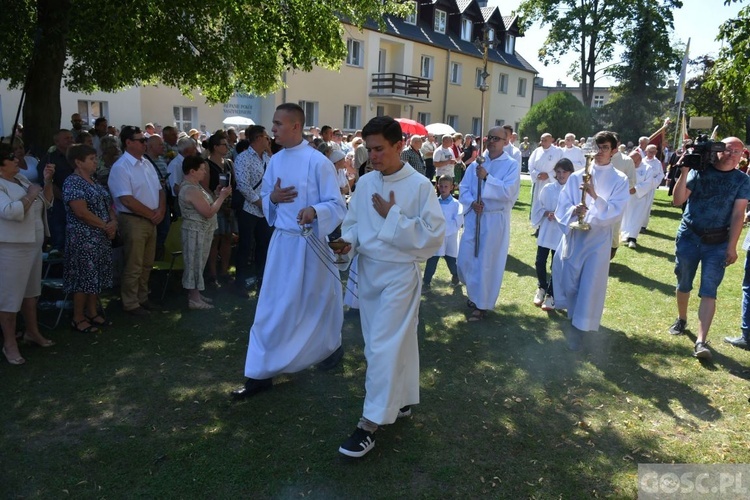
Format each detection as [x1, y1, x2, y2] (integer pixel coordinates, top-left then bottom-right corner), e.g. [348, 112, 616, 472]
[681, 134, 725, 170]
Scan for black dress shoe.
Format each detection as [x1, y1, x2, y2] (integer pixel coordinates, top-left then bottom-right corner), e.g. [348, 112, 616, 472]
[317, 345, 344, 371]
[231, 378, 273, 399]
[724, 335, 750, 349]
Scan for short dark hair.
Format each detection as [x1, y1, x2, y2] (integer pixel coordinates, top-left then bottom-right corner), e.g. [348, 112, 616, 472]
[119, 126, 142, 150]
[67, 144, 97, 165]
[207, 131, 227, 152]
[594, 130, 618, 151]
[235, 139, 251, 155]
[245, 125, 266, 143]
[276, 103, 305, 125]
[320, 125, 332, 134]
[94, 117, 107, 127]
[162, 125, 176, 135]
[362, 116, 402, 145]
[437, 174, 454, 185]
[553, 157, 575, 173]
[503, 125, 513, 134]
[182, 155, 206, 175]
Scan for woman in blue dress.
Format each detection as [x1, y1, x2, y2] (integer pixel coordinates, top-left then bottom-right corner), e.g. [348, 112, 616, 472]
[63, 144, 117, 332]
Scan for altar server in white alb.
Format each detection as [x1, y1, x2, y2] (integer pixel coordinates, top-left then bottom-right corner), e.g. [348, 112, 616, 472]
[457, 126, 521, 321]
[528, 133, 563, 227]
[231, 103, 347, 399]
[335, 116, 445, 459]
[552, 131, 630, 350]
[620, 150, 656, 249]
[641, 144, 666, 230]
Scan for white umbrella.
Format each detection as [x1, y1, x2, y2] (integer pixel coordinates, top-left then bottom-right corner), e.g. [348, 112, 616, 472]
[426, 123, 456, 135]
[222, 115, 255, 127]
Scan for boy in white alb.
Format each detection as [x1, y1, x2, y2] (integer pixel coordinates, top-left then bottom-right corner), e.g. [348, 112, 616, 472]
[335, 116, 445, 458]
[423, 175, 463, 288]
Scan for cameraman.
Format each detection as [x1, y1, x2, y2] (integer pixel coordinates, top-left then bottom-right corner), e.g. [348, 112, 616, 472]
[669, 137, 750, 359]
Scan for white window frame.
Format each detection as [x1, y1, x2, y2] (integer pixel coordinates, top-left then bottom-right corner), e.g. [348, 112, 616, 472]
[498, 73, 509, 94]
[593, 95, 605, 108]
[376, 105, 385, 117]
[461, 18, 472, 41]
[405, 0, 418, 25]
[78, 100, 109, 129]
[346, 38, 364, 67]
[298, 100, 319, 127]
[475, 68, 484, 89]
[487, 28, 495, 41]
[434, 9, 447, 34]
[343, 105, 361, 130]
[420, 55, 434, 80]
[517, 77, 527, 97]
[504, 34, 515, 54]
[417, 112, 431, 125]
[450, 62, 462, 85]
[495, 119, 505, 127]
[173, 106, 196, 132]
[447, 115, 459, 130]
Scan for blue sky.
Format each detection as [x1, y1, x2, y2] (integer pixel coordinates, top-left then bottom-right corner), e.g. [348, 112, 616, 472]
[488, 0, 744, 86]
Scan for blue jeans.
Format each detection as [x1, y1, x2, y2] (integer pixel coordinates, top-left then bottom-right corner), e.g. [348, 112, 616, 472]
[48, 201, 67, 251]
[674, 228, 727, 299]
[423, 255, 457, 285]
[742, 250, 750, 335]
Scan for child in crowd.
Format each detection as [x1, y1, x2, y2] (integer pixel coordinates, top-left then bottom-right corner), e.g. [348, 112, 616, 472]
[530, 158, 574, 311]
[423, 175, 463, 289]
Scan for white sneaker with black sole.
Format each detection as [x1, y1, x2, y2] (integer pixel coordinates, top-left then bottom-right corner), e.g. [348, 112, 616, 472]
[397, 405, 412, 418]
[541, 295, 555, 311]
[338, 427, 375, 458]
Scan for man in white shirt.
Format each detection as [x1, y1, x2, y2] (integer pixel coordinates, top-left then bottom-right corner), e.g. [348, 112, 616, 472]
[561, 133, 585, 170]
[433, 135, 457, 178]
[166, 137, 197, 198]
[421, 133, 437, 180]
[503, 126, 522, 167]
[108, 126, 166, 316]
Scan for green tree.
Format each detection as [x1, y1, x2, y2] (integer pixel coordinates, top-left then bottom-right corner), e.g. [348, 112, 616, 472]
[519, 91, 592, 141]
[685, 55, 746, 138]
[596, 0, 679, 143]
[0, 0, 409, 155]
[704, 0, 750, 139]
[517, 0, 682, 108]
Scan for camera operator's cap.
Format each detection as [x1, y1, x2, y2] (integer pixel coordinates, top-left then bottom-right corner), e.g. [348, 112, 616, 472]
[188, 128, 200, 138]
[329, 150, 346, 164]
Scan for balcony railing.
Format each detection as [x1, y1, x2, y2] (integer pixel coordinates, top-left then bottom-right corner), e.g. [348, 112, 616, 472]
[371, 73, 431, 99]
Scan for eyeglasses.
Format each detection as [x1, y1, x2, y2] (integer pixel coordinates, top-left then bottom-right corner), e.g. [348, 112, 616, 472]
[219, 142, 229, 147]
[1, 153, 15, 161]
[130, 137, 147, 144]
[724, 150, 744, 156]
[486, 135, 506, 143]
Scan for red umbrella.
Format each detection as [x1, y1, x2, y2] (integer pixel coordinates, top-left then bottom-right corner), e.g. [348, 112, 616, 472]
[394, 118, 428, 136]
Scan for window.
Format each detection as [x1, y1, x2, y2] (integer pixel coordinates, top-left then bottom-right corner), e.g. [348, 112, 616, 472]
[173, 106, 196, 132]
[434, 9, 446, 33]
[515, 122, 520, 134]
[517, 77, 527, 97]
[504, 34, 515, 54]
[498, 73, 508, 94]
[447, 115, 459, 130]
[298, 100, 319, 127]
[495, 119, 505, 127]
[487, 28, 495, 41]
[461, 18, 472, 41]
[343, 105, 361, 130]
[593, 95, 605, 108]
[417, 112, 431, 125]
[346, 39, 363, 67]
[78, 100, 109, 128]
[471, 117, 481, 137]
[420, 55, 434, 80]
[405, 0, 417, 25]
[450, 62, 462, 85]
[475, 68, 485, 89]
[376, 105, 385, 117]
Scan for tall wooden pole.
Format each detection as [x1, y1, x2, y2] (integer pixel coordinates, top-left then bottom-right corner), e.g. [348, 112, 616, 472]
[473, 27, 493, 258]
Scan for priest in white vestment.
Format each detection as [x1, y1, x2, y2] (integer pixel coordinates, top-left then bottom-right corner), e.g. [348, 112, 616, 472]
[232, 103, 347, 399]
[336, 116, 444, 458]
[457, 126, 521, 320]
[621, 150, 656, 247]
[642, 144, 665, 230]
[561, 133, 586, 170]
[552, 131, 630, 350]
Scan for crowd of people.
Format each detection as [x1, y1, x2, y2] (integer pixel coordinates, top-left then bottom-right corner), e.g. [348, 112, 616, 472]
[2, 107, 750, 459]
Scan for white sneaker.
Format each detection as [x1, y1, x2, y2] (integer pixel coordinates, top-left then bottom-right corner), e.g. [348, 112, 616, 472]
[533, 288, 545, 307]
[628, 241, 637, 249]
[541, 295, 555, 311]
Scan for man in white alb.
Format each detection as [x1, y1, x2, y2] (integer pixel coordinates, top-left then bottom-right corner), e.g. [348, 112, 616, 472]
[528, 133, 563, 228]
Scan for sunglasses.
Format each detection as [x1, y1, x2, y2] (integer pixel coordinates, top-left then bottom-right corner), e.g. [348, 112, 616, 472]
[486, 135, 506, 143]
[130, 137, 147, 144]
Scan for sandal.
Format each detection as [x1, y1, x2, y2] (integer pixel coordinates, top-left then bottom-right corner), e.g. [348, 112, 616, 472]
[71, 319, 99, 333]
[468, 309, 486, 322]
[188, 300, 214, 310]
[22, 333, 56, 347]
[86, 314, 113, 327]
[467, 300, 477, 310]
[2, 347, 25, 365]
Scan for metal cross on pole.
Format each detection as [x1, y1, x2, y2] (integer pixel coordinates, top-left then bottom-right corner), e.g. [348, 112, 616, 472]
[472, 26, 496, 258]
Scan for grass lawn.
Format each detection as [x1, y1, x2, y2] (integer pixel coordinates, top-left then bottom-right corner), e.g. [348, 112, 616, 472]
[3, 180, 750, 498]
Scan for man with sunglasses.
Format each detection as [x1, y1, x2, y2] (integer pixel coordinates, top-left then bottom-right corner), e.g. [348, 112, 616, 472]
[108, 126, 166, 316]
[457, 127, 520, 321]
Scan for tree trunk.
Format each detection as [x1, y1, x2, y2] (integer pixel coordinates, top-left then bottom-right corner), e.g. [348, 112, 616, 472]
[22, 0, 71, 158]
